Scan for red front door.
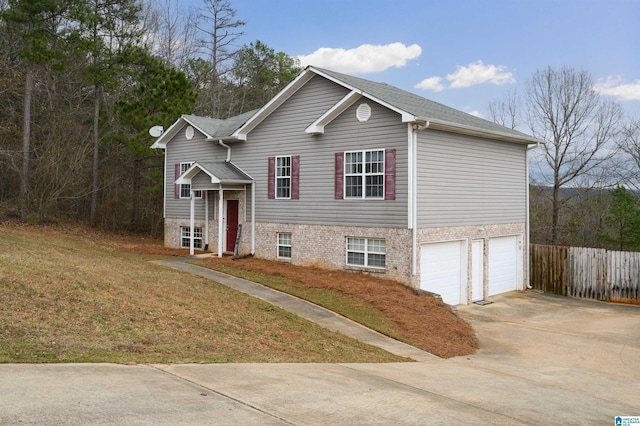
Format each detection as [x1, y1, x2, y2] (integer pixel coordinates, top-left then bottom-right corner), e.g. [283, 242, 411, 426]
[226, 200, 239, 252]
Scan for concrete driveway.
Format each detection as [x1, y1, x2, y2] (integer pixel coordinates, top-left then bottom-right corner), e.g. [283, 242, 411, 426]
[1, 291, 639, 425]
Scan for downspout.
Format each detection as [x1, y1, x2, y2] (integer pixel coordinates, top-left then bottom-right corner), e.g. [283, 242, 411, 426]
[410, 121, 429, 278]
[219, 139, 231, 162]
[525, 142, 540, 289]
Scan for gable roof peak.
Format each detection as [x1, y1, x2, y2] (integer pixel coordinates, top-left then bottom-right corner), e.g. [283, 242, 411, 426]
[307, 66, 540, 144]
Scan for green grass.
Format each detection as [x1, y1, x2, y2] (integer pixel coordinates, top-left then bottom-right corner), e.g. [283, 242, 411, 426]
[0, 224, 407, 363]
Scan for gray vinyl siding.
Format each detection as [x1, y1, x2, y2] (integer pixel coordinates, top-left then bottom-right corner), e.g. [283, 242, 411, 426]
[164, 126, 228, 219]
[231, 75, 409, 228]
[416, 129, 526, 227]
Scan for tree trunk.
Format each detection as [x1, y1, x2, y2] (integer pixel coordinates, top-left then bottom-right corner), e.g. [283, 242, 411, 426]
[90, 84, 100, 226]
[20, 60, 33, 220]
[551, 184, 560, 245]
[131, 157, 141, 229]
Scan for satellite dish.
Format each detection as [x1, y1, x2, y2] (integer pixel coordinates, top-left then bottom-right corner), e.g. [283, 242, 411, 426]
[149, 125, 164, 137]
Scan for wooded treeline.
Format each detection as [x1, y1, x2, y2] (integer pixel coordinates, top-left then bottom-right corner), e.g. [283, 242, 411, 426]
[489, 66, 640, 251]
[1, 0, 639, 251]
[0, 0, 300, 234]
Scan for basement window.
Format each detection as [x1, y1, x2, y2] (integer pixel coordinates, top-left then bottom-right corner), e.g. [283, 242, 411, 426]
[346, 237, 386, 268]
[181, 226, 202, 249]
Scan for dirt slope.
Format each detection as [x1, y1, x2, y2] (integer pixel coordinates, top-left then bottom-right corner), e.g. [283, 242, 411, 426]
[203, 256, 479, 358]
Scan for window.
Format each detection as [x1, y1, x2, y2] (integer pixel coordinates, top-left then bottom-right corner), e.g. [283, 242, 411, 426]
[276, 156, 291, 199]
[268, 156, 300, 200]
[346, 237, 386, 268]
[344, 150, 384, 199]
[179, 162, 202, 199]
[181, 226, 202, 249]
[277, 233, 292, 258]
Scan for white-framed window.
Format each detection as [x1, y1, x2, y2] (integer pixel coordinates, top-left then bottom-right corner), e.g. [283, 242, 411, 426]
[344, 150, 384, 199]
[180, 162, 202, 199]
[277, 232, 292, 258]
[276, 156, 291, 199]
[181, 226, 202, 249]
[346, 237, 386, 268]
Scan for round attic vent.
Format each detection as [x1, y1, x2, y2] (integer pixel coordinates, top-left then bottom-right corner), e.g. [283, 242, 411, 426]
[356, 103, 371, 122]
[185, 125, 194, 140]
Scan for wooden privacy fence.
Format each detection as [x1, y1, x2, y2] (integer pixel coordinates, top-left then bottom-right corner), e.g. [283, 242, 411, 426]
[530, 244, 640, 303]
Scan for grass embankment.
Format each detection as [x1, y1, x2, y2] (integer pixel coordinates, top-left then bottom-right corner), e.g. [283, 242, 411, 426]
[199, 257, 479, 358]
[0, 224, 405, 363]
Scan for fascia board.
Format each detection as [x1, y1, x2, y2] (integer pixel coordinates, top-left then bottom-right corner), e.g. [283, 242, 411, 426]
[150, 116, 186, 149]
[174, 163, 220, 185]
[308, 66, 417, 123]
[181, 117, 215, 140]
[425, 119, 545, 145]
[233, 69, 316, 139]
[305, 90, 363, 135]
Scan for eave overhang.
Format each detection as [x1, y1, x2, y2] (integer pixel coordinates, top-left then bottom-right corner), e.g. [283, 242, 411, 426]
[174, 161, 254, 186]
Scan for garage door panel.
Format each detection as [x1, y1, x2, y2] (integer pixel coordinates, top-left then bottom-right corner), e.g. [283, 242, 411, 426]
[420, 241, 464, 305]
[488, 236, 518, 296]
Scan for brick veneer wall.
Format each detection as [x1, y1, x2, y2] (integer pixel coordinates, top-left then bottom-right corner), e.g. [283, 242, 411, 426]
[165, 218, 527, 298]
[253, 223, 413, 284]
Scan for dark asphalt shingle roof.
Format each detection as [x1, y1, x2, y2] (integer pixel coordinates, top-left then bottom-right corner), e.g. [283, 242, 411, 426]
[184, 109, 258, 139]
[314, 67, 532, 140]
[195, 161, 253, 182]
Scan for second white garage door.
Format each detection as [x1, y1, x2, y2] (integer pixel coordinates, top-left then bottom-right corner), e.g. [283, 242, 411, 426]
[488, 236, 519, 296]
[420, 240, 465, 305]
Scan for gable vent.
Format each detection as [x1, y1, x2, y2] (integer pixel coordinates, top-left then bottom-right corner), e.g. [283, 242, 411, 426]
[185, 125, 194, 140]
[356, 103, 371, 122]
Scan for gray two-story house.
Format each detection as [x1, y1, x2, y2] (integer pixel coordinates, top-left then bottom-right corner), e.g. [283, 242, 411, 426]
[151, 66, 540, 305]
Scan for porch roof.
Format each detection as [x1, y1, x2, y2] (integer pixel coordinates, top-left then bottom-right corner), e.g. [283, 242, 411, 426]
[175, 161, 254, 185]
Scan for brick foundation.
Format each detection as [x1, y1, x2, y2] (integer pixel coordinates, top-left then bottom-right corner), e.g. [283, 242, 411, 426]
[164, 218, 527, 303]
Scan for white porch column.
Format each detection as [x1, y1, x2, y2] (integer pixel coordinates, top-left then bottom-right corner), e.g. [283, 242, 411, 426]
[189, 189, 195, 256]
[251, 181, 255, 254]
[204, 191, 209, 250]
[217, 187, 224, 257]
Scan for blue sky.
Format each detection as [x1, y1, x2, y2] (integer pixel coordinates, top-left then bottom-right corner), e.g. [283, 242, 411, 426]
[192, 0, 640, 121]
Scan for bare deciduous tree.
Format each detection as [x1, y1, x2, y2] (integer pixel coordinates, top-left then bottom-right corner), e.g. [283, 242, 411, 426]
[618, 119, 640, 189]
[142, 0, 199, 71]
[196, 0, 244, 117]
[488, 88, 520, 130]
[526, 66, 624, 244]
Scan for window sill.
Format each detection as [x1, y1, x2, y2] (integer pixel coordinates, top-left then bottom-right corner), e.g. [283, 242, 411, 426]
[344, 265, 386, 274]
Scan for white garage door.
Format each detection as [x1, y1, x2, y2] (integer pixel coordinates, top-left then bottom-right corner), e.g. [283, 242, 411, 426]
[488, 236, 518, 296]
[420, 241, 464, 305]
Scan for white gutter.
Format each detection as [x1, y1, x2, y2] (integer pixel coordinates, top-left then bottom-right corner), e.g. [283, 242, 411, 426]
[525, 142, 541, 289]
[219, 139, 231, 162]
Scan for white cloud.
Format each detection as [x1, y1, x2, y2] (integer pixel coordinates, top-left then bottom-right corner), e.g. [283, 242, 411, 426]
[296, 42, 422, 74]
[447, 61, 515, 88]
[414, 76, 444, 92]
[467, 110, 483, 118]
[594, 76, 640, 101]
[415, 60, 515, 91]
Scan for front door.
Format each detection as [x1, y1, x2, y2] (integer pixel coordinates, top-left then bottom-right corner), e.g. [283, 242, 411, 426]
[225, 200, 239, 252]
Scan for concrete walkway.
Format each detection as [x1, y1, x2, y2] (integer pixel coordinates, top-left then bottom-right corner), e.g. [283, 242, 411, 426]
[151, 257, 435, 362]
